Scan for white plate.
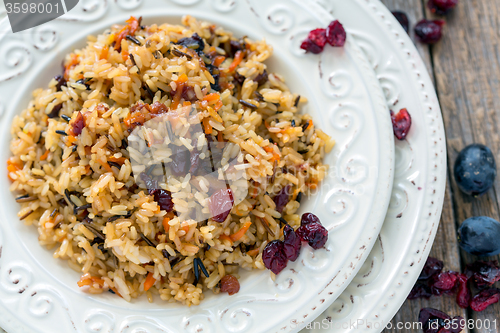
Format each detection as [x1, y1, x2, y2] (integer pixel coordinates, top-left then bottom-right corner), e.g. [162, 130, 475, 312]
[0, 1, 394, 332]
[300, 0, 447, 332]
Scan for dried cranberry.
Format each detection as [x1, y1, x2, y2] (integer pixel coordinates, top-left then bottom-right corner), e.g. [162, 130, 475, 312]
[428, 0, 458, 15]
[390, 108, 412, 140]
[300, 212, 321, 226]
[464, 261, 500, 289]
[189, 148, 201, 175]
[149, 101, 169, 116]
[326, 20, 346, 47]
[273, 185, 291, 213]
[300, 38, 323, 54]
[262, 240, 288, 275]
[296, 222, 328, 249]
[152, 189, 174, 212]
[209, 188, 234, 222]
[54, 74, 67, 91]
[419, 308, 451, 333]
[69, 111, 85, 136]
[283, 225, 301, 262]
[414, 19, 445, 44]
[140, 172, 159, 192]
[470, 288, 500, 312]
[430, 271, 458, 295]
[47, 103, 63, 118]
[455, 273, 471, 309]
[419, 309, 463, 333]
[392, 11, 410, 33]
[253, 70, 268, 86]
[408, 283, 432, 299]
[308, 28, 327, 48]
[169, 144, 191, 177]
[419, 256, 444, 280]
[220, 274, 240, 295]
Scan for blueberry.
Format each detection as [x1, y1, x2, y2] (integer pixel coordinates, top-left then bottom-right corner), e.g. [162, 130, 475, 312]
[454, 144, 497, 196]
[457, 217, 500, 257]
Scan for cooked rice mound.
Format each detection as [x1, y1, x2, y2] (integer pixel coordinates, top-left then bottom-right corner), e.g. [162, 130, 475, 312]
[8, 16, 335, 305]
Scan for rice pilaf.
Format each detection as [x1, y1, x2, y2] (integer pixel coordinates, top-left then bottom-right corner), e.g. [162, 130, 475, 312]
[8, 15, 335, 305]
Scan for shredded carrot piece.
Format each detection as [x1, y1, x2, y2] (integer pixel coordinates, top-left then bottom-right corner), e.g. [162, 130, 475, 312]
[219, 234, 233, 244]
[84, 165, 91, 174]
[263, 146, 280, 162]
[114, 16, 140, 51]
[7, 157, 22, 181]
[230, 221, 252, 242]
[40, 149, 50, 161]
[162, 217, 170, 232]
[228, 50, 244, 72]
[66, 135, 77, 146]
[213, 55, 226, 67]
[100, 46, 108, 60]
[176, 73, 189, 84]
[121, 49, 129, 62]
[217, 131, 223, 143]
[246, 248, 260, 256]
[63, 53, 79, 80]
[203, 118, 213, 135]
[77, 274, 105, 288]
[214, 100, 223, 112]
[109, 286, 122, 297]
[171, 82, 184, 110]
[182, 224, 190, 233]
[307, 120, 313, 130]
[98, 159, 114, 173]
[203, 93, 220, 103]
[108, 156, 126, 164]
[144, 272, 156, 291]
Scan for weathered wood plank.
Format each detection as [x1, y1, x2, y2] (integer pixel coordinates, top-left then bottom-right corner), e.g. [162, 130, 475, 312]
[380, 0, 468, 332]
[428, 0, 500, 331]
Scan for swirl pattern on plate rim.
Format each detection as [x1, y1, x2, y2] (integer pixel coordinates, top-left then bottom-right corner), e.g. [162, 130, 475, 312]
[301, 0, 447, 331]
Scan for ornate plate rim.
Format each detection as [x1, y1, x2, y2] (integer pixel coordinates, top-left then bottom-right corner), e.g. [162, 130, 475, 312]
[0, 1, 394, 332]
[302, 0, 448, 331]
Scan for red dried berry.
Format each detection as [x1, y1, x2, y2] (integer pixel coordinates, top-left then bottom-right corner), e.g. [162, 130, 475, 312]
[308, 28, 327, 47]
[390, 108, 412, 140]
[419, 308, 450, 333]
[428, 0, 458, 15]
[262, 240, 288, 275]
[470, 288, 500, 312]
[326, 20, 346, 47]
[464, 260, 500, 289]
[152, 189, 174, 212]
[419, 309, 464, 333]
[414, 19, 445, 44]
[408, 283, 432, 300]
[273, 185, 291, 213]
[300, 38, 324, 54]
[296, 222, 328, 249]
[69, 111, 85, 136]
[456, 273, 472, 309]
[220, 274, 240, 295]
[419, 256, 445, 280]
[283, 225, 301, 262]
[392, 11, 410, 33]
[430, 271, 459, 295]
[300, 212, 321, 226]
[209, 188, 234, 222]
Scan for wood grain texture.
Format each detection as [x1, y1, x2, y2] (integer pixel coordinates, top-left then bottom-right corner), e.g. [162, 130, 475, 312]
[381, 0, 500, 332]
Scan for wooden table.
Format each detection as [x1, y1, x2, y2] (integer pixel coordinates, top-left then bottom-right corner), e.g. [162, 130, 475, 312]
[1, 1, 498, 332]
[381, 0, 500, 332]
